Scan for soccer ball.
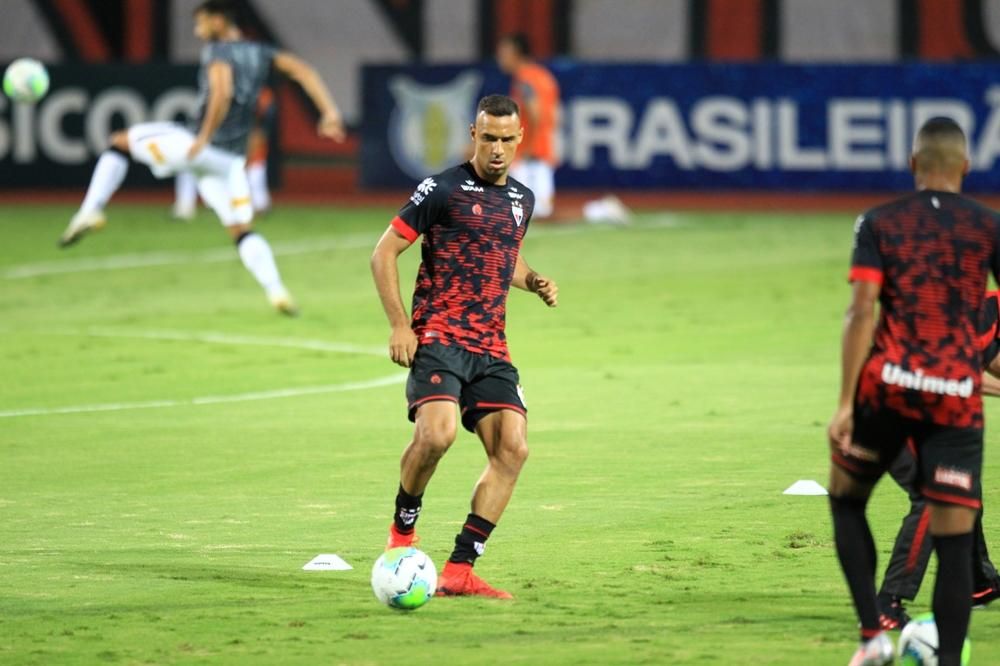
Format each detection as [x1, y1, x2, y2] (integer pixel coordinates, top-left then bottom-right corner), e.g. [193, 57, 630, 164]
[371, 547, 437, 610]
[3, 58, 50, 104]
[898, 613, 971, 665]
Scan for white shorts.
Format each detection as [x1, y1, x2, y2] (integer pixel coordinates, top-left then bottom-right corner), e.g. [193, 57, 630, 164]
[510, 159, 555, 218]
[127, 122, 252, 226]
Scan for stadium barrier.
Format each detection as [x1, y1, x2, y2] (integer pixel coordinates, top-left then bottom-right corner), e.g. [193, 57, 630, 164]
[361, 62, 1000, 192]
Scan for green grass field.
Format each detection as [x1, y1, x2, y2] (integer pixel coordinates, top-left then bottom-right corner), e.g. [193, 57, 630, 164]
[2, 203, 999, 665]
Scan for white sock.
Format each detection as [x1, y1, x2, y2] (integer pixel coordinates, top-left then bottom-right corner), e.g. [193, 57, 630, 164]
[80, 150, 129, 215]
[174, 171, 198, 215]
[236, 232, 285, 296]
[247, 162, 271, 212]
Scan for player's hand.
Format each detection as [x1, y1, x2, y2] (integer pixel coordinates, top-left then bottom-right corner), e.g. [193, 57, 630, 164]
[389, 325, 419, 368]
[827, 405, 854, 454]
[187, 136, 208, 160]
[530, 274, 558, 307]
[318, 111, 346, 142]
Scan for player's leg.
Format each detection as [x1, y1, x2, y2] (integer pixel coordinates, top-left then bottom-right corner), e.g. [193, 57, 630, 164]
[529, 161, 555, 219]
[436, 362, 527, 599]
[193, 149, 295, 315]
[388, 343, 463, 548]
[919, 425, 983, 666]
[173, 171, 198, 221]
[829, 408, 904, 664]
[971, 509, 1000, 606]
[59, 130, 131, 246]
[877, 442, 931, 628]
[246, 127, 271, 214]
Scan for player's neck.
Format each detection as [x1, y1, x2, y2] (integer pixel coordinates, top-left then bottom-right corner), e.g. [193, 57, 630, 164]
[218, 27, 242, 42]
[915, 174, 962, 194]
[470, 160, 507, 186]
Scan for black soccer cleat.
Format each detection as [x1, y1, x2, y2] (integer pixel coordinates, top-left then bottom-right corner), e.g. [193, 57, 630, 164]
[877, 596, 911, 630]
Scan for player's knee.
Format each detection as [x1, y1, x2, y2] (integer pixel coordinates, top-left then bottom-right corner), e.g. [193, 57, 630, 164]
[414, 418, 456, 459]
[108, 132, 129, 154]
[496, 431, 529, 469]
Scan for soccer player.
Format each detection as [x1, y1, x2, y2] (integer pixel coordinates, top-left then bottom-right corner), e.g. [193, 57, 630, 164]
[173, 86, 277, 220]
[370, 94, 558, 598]
[828, 117, 1000, 666]
[495, 33, 629, 224]
[59, 0, 344, 315]
[876, 292, 1000, 629]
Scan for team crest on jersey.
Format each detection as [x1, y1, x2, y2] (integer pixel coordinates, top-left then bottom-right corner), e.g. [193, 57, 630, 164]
[512, 201, 524, 226]
[387, 71, 483, 180]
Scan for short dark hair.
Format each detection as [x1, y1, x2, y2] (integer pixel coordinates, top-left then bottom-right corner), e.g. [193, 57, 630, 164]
[195, 0, 239, 23]
[477, 95, 520, 119]
[916, 116, 966, 143]
[501, 33, 532, 57]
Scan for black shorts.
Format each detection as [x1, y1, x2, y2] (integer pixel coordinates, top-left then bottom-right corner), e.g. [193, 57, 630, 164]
[832, 404, 983, 509]
[406, 342, 527, 432]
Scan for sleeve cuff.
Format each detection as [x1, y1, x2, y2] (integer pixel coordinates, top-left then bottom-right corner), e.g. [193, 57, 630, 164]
[848, 266, 883, 286]
[391, 216, 419, 243]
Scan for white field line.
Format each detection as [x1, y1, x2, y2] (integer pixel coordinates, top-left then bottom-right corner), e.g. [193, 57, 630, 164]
[1, 232, 377, 280]
[1, 218, 682, 281]
[73, 327, 386, 357]
[0, 373, 407, 419]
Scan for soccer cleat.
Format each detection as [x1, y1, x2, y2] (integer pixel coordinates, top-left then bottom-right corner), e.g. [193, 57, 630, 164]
[973, 584, 1000, 609]
[58, 210, 106, 248]
[268, 290, 299, 317]
[847, 632, 894, 666]
[386, 524, 419, 550]
[878, 596, 911, 630]
[435, 561, 513, 599]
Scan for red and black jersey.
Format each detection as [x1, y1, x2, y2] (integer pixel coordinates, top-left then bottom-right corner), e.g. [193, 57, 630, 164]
[980, 291, 1000, 367]
[850, 190, 1000, 428]
[391, 163, 535, 361]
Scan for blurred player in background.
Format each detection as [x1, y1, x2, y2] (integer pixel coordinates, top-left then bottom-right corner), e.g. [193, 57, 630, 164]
[372, 95, 558, 598]
[59, 0, 344, 315]
[173, 85, 276, 219]
[495, 33, 629, 225]
[827, 117, 1000, 666]
[876, 291, 1000, 630]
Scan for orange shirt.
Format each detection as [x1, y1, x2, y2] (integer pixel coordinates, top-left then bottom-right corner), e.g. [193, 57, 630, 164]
[511, 62, 560, 166]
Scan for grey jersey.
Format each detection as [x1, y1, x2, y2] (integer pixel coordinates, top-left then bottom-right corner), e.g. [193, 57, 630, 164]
[194, 40, 277, 155]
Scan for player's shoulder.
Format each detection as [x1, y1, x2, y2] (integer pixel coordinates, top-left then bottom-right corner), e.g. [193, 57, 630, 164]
[952, 193, 1000, 222]
[405, 164, 468, 206]
[858, 192, 922, 225]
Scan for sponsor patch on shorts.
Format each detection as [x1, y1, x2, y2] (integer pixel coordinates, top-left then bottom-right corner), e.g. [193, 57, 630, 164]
[934, 466, 973, 491]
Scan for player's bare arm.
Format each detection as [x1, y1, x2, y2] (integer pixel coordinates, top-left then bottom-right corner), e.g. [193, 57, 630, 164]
[188, 60, 233, 158]
[984, 357, 1000, 396]
[512, 254, 557, 307]
[272, 52, 345, 142]
[371, 226, 418, 367]
[828, 279, 879, 453]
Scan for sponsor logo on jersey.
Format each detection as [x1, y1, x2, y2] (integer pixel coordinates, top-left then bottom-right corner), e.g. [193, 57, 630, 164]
[507, 191, 524, 200]
[409, 177, 437, 205]
[512, 201, 524, 226]
[934, 466, 973, 491]
[387, 71, 483, 180]
[472, 203, 483, 216]
[881, 362, 974, 398]
[461, 179, 485, 193]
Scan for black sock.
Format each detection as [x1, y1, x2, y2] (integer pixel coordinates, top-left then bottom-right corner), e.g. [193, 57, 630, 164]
[393, 484, 422, 534]
[448, 513, 495, 565]
[830, 495, 880, 640]
[234, 230, 253, 247]
[934, 532, 973, 665]
[108, 145, 129, 158]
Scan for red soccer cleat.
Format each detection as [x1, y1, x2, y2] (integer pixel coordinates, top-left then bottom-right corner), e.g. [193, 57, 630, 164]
[435, 561, 513, 599]
[386, 524, 419, 550]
